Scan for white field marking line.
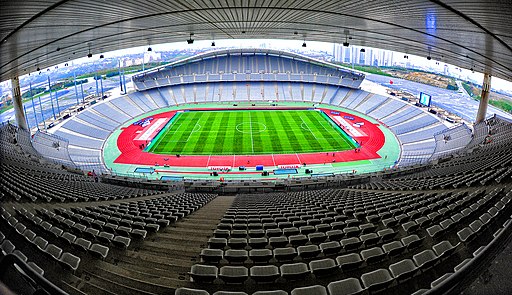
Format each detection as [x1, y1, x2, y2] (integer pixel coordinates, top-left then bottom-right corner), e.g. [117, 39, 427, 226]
[165, 123, 186, 143]
[206, 154, 211, 167]
[295, 153, 301, 164]
[299, 116, 319, 140]
[318, 118, 353, 146]
[183, 123, 201, 143]
[249, 112, 255, 154]
[233, 154, 236, 167]
[271, 154, 276, 166]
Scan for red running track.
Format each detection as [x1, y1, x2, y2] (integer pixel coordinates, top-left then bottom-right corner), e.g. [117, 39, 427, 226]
[113, 107, 385, 168]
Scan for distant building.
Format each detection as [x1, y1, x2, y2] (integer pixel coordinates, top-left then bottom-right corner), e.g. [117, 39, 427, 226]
[333, 44, 395, 67]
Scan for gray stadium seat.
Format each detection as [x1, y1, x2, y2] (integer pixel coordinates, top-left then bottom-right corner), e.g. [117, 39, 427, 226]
[320, 241, 342, 256]
[252, 291, 287, 295]
[250, 265, 280, 283]
[361, 247, 386, 264]
[309, 258, 338, 277]
[224, 249, 248, 264]
[249, 249, 273, 263]
[208, 237, 227, 249]
[212, 291, 248, 295]
[433, 240, 459, 260]
[361, 268, 394, 292]
[273, 247, 297, 262]
[291, 285, 327, 295]
[340, 237, 362, 252]
[336, 253, 363, 271]
[89, 243, 109, 260]
[112, 236, 131, 249]
[431, 272, 453, 288]
[389, 259, 418, 282]
[382, 241, 405, 257]
[218, 266, 248, 284]
[200, 248, 223, 264]
[413, 250, 438, 269]
[175, 287, 210, 295]
[73, 238, 92, 252]
[401, 234, 424, 250]
[44, 244, 63, 260]
[297, 245, 321, 259]
[189, 264, 218, 283]
[327, 277, 364, 295]
[280, 262, 310, 281]
[59, 252, 80, 273]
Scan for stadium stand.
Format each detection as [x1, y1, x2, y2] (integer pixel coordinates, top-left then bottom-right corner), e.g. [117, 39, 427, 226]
[1, 109, 512, 294]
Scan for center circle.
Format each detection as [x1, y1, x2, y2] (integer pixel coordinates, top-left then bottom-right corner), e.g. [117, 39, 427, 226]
[235, 122, 267, 134]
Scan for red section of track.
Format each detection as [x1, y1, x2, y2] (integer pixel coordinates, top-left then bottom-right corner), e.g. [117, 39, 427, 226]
[114, 107, 385, 167]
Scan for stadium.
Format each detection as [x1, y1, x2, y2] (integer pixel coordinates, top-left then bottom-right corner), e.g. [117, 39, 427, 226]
[1, 1, 512, 295]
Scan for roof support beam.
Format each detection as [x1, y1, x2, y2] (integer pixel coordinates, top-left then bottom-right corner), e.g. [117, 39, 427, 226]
[475, 73, 491, 123]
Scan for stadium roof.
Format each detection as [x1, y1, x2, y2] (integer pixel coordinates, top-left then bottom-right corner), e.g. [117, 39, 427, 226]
[1, 0, 511, 82]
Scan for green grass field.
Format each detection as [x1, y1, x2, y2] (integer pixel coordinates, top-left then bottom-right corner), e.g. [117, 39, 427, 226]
[146, 110, 357, 155]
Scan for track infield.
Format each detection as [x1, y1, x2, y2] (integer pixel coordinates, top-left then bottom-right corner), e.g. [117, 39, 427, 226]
[146, 110, 357, 155]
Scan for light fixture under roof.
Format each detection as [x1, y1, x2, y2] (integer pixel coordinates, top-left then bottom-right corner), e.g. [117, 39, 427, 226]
[211, 41, 215, 46]
[302, 41, 306, 47]
[100, 54, 104, 58]
[147, 47, 152, 52]
[343, 30, 350, 47]
[187, 33, 194, 44]
[360, 48, 365, 52]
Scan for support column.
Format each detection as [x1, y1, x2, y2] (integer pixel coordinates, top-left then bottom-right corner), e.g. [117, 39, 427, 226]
[475, 73, 492, 123]
[11, 77, 28, 130]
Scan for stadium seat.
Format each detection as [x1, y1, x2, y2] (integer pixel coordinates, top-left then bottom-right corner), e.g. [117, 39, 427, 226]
[433, 240, 459, 260]
[250, 265, 280, 283]
[340, 237, 362, 252]
[208, 237, 227, 249]
[212, 292, 248, 295]
[401, 235, 424, 250]
[59, 252, 80, 273]
[189, 264, 218, 283]
[200, 249, 223, 264]
[457, 227, 475, 244]
[297, 245, 321, 259]
[218, 266, 248, 284]
[252, 291, 287, 295]
[224, 249, 248, 264]
[89, 243, 109, 260]
[44, 244, 63, 261]
[112, 236, 131, 249]
[175, 287, 210, 295]
[327, 277, 364, 295]
[320, 241, 342, 256]
[336, 253, 363, 271]
[73, 238, 92, 252]
[413, 250, 438, 270]
[389, 259, 418, 282]
[280, 262, 310, 281]
[382, 241, 406, 257]
[273, 247, 297, 262]
[249, 249, 273, 263]
[309, 258, 339, 277]
[290, 285, 328, 295]
[361, 247, 386, 264]
[361, 268, 394, 292]
[32, 236, 48, 250]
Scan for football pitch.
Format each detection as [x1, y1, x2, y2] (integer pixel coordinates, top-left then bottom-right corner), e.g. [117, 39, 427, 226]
[146, 110, 357, 155]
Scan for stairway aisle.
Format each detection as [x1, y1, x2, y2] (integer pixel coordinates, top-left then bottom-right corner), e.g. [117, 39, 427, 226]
[70, 195, 235, 295]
